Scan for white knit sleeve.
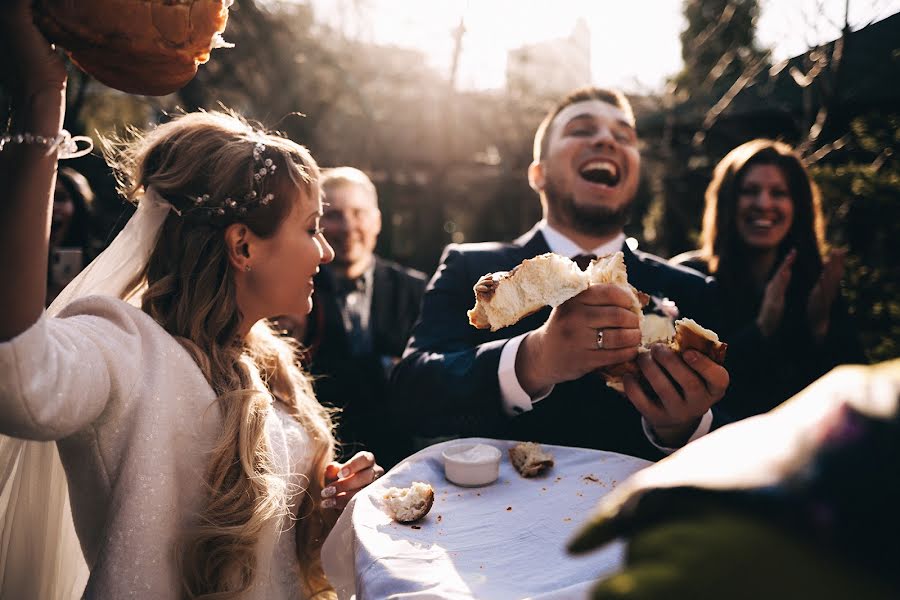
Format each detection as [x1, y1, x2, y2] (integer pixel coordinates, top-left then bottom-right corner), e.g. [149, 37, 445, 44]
[0, 297, 144, 440]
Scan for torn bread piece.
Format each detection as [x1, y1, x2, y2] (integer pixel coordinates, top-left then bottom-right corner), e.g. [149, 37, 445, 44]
[672, 318, 728, 364]
[468, 251, 648, 332]
[601, 318, 728, 393]
[468, 253, 589, 331]
[586, 252, 649, 318]
[383, 482, 435, 523]
[509, 442, 555, 478]
[641, 313, 676, 346]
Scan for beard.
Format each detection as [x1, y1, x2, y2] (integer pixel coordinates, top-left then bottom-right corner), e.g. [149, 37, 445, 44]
[544, 176, 632, 237]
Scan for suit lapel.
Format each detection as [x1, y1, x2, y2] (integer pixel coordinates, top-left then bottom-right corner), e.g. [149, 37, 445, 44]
[622, 243, 643, 279]
[513, 224, 550, 255]
[370, 259, 391, 350]
[313, 267, 352, 354]
[623, 244, 667, 299]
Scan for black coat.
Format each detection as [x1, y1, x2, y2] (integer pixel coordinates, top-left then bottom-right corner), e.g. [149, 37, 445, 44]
[391, 225, 728, 461]
[306, 257, 426, 467]
[671, 253, 866, 419]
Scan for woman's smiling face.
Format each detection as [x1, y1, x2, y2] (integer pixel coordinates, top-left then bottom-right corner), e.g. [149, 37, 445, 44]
[735, 164, 794, 251]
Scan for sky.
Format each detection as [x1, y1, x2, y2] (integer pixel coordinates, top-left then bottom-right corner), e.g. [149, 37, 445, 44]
[309, 0, 900, 92]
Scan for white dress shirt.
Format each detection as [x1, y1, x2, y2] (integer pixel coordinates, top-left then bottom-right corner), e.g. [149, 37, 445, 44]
[497, 220, 712, 454]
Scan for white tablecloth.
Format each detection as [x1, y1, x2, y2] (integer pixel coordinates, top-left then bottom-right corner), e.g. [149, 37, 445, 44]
[322, 438, 651, 599]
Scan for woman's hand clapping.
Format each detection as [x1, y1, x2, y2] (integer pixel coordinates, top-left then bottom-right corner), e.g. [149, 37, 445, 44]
[755, 247, 847, 343]
[808, 248, 847, 342]
[756, 249, 796, 338]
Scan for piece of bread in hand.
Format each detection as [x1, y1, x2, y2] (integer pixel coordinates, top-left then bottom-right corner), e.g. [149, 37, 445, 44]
[383, 482, 434, 523]
[34, 0, 233, 95]
[468, 253, 590, 331]
[508, 442, 555, 477]
[466, 251, 727, 393]
[468, 252, 647, 331]
[586, 252, 649, 318]
[600, 318, 728, 393]
[671, 318, 728, 364]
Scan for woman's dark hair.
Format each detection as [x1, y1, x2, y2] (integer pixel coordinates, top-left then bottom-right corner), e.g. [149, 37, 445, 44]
[55, 167, 96, 249]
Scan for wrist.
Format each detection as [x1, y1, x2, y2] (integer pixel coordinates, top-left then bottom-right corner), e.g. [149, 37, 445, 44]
[516, 331, 553, 397]
[11, 88, 66, 135]
[651, 417, 700, 448]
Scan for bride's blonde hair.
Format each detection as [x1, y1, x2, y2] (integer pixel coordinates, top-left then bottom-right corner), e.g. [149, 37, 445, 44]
[107, 111, 336, 598]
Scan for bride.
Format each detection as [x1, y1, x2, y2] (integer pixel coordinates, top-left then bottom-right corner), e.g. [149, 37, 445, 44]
[0, 1, 381, 598]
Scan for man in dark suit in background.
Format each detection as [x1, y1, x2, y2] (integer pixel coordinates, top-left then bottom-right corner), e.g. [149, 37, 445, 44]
[299, 167, 426, 468]
[391, 87, 730, 461]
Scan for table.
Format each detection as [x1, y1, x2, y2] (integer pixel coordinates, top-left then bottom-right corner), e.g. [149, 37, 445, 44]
[322, 438, 651, 599]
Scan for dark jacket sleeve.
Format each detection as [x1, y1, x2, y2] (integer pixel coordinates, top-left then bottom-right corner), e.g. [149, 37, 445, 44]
[389, 245, 511, 437]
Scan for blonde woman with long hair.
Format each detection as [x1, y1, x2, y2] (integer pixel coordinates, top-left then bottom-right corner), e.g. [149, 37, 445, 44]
[0, 2, 381, 598]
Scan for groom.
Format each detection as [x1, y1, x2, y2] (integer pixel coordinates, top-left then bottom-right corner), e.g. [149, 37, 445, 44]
[390, 87, 730, 460]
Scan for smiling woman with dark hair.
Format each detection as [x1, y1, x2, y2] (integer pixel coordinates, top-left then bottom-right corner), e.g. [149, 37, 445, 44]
[671, 139, 865, 419]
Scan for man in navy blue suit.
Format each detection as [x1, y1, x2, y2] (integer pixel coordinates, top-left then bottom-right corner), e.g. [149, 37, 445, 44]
[391, 87, 730, 460]
[296, 167, 427, 468]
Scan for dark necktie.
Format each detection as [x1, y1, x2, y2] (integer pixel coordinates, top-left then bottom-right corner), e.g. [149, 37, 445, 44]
[573, 253, 596, 271]
[334, 275, 371, 356]
[336, 275, 366, 296]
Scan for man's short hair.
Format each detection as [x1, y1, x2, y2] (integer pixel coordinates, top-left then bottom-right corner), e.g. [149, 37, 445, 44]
[320, 166, 378, 204]
[533, 87, 635, 163]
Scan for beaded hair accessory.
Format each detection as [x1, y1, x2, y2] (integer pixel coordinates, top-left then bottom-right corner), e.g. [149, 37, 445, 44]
[179, 141, 277, 220]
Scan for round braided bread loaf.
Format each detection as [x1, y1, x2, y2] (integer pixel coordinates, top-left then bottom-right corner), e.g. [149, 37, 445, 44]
[34, 0, 233, 95]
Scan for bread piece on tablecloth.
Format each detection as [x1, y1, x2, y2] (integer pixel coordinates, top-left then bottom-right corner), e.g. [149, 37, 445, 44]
[509, 442, 555, 478]
[382, 481, 434, 523]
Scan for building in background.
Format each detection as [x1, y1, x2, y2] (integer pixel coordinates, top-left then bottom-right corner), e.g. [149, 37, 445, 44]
[506, 19, 591, 97]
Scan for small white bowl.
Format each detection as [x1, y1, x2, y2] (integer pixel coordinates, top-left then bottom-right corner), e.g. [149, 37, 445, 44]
[442, 443, 502, 487]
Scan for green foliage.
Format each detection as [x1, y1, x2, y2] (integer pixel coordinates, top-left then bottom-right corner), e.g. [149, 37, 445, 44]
[850, 113, 900, 155]
[810, 162, 900, 362]
[675, 0, 768, 99]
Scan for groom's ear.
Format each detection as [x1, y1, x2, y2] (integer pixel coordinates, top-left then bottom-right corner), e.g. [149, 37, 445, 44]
[528, 160, 545, 193]
[224, 223, 253, 271]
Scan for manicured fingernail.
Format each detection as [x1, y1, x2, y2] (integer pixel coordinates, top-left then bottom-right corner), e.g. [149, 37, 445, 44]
[684, 350, 699, 364]
[339, 468, 350, 478]
[321, 486, 336, 498]
[321, 498, 335, 508]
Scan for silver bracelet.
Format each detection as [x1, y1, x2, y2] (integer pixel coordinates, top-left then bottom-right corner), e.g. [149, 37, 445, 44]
[0, 129, 93, 159]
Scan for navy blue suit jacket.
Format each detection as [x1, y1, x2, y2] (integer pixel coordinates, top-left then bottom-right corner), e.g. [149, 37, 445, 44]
[306, 257, 426, 467]
[391, 225, 727, 461]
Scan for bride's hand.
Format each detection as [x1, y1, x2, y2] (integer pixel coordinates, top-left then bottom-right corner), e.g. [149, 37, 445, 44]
[1, 0, 68, 98]
[321, 451, 384, 510]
